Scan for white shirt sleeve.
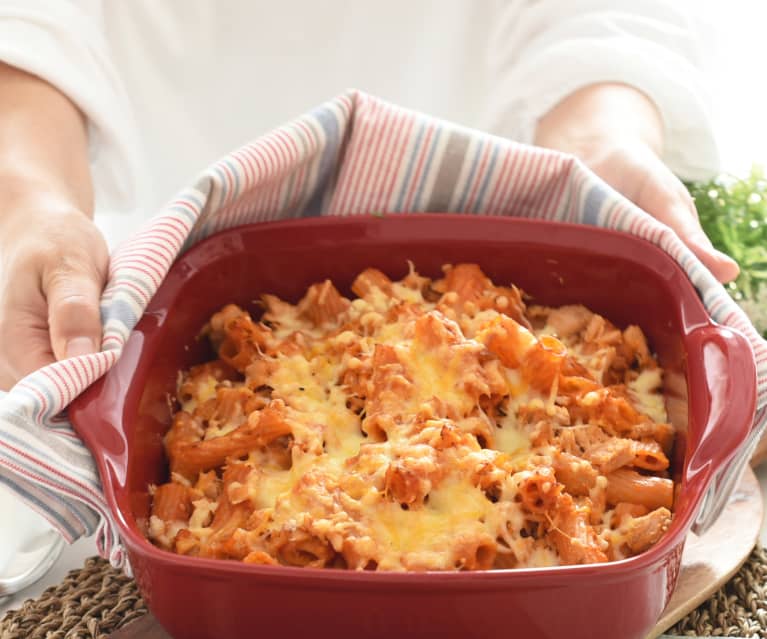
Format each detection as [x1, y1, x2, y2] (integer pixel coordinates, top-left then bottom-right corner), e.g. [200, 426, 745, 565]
[482, 0, 719, 181]
[0, 0, 141, 213]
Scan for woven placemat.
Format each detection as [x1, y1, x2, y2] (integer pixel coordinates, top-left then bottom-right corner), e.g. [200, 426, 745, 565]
[669, 545, 767, 638]
[0, 557, 144, 639]
[1, 548, 766, 639]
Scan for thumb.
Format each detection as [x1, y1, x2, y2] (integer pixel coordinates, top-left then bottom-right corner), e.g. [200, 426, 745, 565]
[684, 226, 740, 284]
[646, 198, 740, 283]
[659, 205, 740, 283]
[46, 270, 105, 361]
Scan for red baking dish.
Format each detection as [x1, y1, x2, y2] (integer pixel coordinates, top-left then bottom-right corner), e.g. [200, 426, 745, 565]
[69, 214, 756, 639]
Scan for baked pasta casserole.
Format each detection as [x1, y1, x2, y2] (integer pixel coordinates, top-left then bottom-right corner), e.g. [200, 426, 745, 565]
[148, 263, 674, 571]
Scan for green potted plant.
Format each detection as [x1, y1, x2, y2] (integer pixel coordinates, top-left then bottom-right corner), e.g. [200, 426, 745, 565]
[689, 166, 767, 337]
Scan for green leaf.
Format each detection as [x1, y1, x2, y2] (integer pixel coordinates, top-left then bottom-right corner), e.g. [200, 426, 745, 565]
[686, 165, 767, 338]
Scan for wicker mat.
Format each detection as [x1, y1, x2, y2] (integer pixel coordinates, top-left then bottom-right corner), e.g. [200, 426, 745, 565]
[2, 548, 767, 639]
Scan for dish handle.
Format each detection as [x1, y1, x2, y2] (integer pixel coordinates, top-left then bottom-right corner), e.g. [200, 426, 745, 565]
[685, 324, 758, 534]
[69, 375, 128, 487]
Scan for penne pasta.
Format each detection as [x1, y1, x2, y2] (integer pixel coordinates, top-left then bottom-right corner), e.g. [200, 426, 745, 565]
[297, 280, 350, 327]
[516, 467, 561, 515]
[630, 439, 669, 471]
[152, 482, 192, 522]
[441, 263, 490, 307]
[148, 263, 675, 571]
[605, 468, 673, 511]
[549, 495, 608, 564]
[553, 451, 598, 496]
[584, 438, 635, 474]
[352, 267, 394, 299]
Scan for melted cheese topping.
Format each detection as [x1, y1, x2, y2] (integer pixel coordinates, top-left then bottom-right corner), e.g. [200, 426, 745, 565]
[181, 375, 218, 414]
[628, 368, 668, 424]
[152, 264, 674, 572]
[372, 478, 495, 570]
[494, 412, 530, 456]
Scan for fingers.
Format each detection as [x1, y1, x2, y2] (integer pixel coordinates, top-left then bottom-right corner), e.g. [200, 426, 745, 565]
[0, 208, 108, 389]
[46, 273, 104, 360]
[44, 246, 108, 362]
[0, 273, 55, 389]
[36, 218, 109, 362]
[0, 248, 106, 390]
[0, 315, 56, 390]
[682, 225, 740, 284]
[639, 178, 740, 284]
[574, 141, 740, 284]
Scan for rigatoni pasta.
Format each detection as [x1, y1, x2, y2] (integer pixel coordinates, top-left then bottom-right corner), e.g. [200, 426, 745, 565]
[148, 263, 675, 570]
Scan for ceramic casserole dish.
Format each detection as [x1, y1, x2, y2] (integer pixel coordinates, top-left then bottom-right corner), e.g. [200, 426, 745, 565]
[69, 214, 756, 639]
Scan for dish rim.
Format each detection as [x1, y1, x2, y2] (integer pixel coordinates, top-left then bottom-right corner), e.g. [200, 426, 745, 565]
[69, 213, 755, 584]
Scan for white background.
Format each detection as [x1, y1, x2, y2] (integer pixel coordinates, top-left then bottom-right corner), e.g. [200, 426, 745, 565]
[709, 1, 767, 173]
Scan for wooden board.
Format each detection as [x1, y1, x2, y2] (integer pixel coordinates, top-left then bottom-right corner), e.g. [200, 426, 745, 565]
[111, 468, 763, 639]
[649, 465, 763, 638]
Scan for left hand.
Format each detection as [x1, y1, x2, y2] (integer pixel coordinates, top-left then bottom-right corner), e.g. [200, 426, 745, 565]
[534, 83, 739, 284]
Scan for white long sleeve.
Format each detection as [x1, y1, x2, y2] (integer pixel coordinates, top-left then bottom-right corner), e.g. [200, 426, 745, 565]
[0, 0, 141, 214]
[0, 0, 720, 225]
[483, 0, 719, 181]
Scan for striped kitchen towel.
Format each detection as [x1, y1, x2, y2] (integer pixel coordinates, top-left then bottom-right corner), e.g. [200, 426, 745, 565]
[0, 90, 765, 568]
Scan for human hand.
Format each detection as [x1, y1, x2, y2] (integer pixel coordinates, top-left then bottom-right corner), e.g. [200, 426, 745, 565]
[572, 138, 739, 283]
[0, 194, 108, 390]
[535, 83, 739, 283]
[0, 63, 100, 390]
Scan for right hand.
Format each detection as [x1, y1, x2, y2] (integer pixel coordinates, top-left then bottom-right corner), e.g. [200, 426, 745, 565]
[534, 84, 739, 284]
[0, 194, 108, 390]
